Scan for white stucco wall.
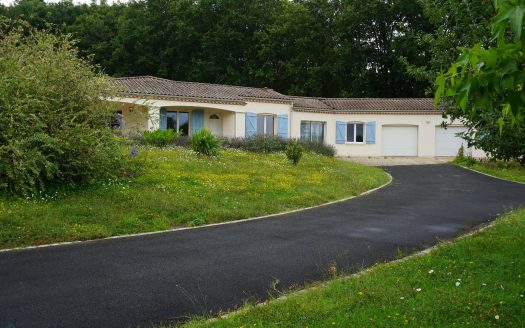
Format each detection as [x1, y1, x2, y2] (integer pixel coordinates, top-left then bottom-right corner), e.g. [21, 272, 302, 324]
[291, 111, 485, 158]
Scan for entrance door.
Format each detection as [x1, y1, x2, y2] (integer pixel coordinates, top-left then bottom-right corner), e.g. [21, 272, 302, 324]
[208, 114, 223, 137]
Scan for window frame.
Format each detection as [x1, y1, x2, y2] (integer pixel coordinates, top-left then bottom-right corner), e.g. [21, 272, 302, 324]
[346, 122, 365, 144]
[256, 114, 276, 136]
[166, 110, 190, 135]
[300, 121, 326, 142]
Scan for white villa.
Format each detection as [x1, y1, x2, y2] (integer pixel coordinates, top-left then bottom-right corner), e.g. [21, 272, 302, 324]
[110, 75, 483, 158]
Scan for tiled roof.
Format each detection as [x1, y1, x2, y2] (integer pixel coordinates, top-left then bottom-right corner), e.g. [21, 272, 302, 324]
[112, 76, 290, 102]
[289, 96, 332, 110]
[112, 76, 436, 112]
[292, 97, 435, 112]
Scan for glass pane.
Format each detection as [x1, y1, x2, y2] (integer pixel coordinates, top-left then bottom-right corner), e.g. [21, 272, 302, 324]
[265, 116, 274, 135]
[356, 124, 364, 142]
[257, 115, 265, 134]
[312, 123, 323, 142]
[300, 122, 310, 141]
[179, 112, 189, 136]
[166, 112, 177, 130]
[347, 124, 354, 142]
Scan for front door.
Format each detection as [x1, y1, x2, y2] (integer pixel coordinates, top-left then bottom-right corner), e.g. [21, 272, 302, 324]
[208, 114, 222, 137]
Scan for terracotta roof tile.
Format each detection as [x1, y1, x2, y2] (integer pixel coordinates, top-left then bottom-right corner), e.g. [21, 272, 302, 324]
[112, 76, 289, 102]
[112, 76, 436, 112]
[319, 98, 434, 111]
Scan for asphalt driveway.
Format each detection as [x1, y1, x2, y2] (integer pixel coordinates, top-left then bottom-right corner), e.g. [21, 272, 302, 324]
[1, 165, 525, 328]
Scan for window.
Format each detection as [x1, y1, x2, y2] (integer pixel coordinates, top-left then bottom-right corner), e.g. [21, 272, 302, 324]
[300, 121, 325, 142]
[111, 110, 123, 129]
[166, 111, 189, 136]
[347, 123, 364, 143]
[256, 114, 274, 135]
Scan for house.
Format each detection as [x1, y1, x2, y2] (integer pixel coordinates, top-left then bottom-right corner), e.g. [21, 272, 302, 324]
[109, 76, 484, 158]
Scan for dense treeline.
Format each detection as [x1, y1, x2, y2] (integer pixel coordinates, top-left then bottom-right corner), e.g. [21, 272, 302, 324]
[0, 0, 494, 97]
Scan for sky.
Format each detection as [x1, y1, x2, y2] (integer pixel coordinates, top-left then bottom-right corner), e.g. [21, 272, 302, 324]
[1, 0, 125, 5]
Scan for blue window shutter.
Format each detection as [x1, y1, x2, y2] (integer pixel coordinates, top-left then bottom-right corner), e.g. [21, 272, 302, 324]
[336, 121, 346, 144]
[277, 114, 289, 139]
[365, 121, 376, 144]
[245, 112, 257, 138]
[191, 109, 204, 134]
[159, 108, 167, 131]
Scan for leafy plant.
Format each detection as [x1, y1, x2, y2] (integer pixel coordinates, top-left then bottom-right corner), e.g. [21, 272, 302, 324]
[0, 27, 128, 196]
[285, 140, 304, 165]
[143, 129, 178, 147]
[221, 136, 335, 157]
[191, 129, 221, 156]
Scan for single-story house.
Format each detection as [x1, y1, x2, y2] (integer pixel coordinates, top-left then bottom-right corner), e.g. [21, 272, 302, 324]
[109, 76, 484, 158]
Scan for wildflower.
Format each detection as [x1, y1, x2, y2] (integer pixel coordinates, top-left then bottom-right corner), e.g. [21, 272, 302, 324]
[495, 315, 500, 320]
[400, 297, 405, 300]
[415, 288, 421, 292]
[455, 281, 461, 287]
[428, 269, 434, 274]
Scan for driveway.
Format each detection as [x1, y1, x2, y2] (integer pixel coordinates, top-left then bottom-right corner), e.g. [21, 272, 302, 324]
[1, 165, 525, 328]
[342, 156, 452, 166]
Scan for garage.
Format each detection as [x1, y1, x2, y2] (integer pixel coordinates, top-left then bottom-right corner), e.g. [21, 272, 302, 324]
[435, 126, 468, 157]
[382, 126, 418, 156]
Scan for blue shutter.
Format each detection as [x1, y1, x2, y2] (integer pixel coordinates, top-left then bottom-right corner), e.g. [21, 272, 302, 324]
[365, 121, 376, 144]
[191, 109, 204, 134]
[336, 121, 346, 144]
[245, 112, 257, 138]
[159, 108, 167, 131]
[277, 114, 289, 139]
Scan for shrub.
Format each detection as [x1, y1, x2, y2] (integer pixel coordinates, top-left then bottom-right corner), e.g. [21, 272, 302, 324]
[299, 140, 336, 157]
[192, 129, 221, 156]
[220, 135, 335, 157]
[456, 144, 465, 160]
[143, 129, 178, 147]
[286, 140, 304, 165]
[0, 28, 128, 195]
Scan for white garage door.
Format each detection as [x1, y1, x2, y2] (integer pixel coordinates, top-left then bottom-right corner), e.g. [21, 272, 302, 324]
[382, 126, 418, 156]
[435, 126, 468, 157]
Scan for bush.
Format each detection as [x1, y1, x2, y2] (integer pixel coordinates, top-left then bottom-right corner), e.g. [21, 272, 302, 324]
[143, 129, 178, 147]
[300, 140, 336, 157]
[192, 129, 221, 156]
[286, 140, 304, 165]
[221, 135, 335, 157]
[0, 28, 128, 195]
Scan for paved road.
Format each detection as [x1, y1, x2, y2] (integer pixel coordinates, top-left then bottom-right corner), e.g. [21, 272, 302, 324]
[1, 165, 525, 328]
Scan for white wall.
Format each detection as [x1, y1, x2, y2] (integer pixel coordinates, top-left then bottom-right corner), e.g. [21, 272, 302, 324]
[291, 111, 485, 158]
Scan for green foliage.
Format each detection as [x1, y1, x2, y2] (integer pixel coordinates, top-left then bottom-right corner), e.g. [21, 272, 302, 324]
[300, 140, 336, 157]
[143, 129, 178, 147]
[191, 129, 221, 156]
[435, 0, 525, 125]
[456, 144, 465, 160]
[1, 0, 433, 98]
[0, 27, 127, 196]
[435, 0, 525, 163]
[221, 136, 335, 157]
[285, 140, 304, 165]
[221, 135, 288, 153]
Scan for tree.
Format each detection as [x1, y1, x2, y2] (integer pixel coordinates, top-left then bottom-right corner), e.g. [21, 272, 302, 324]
[0, 26, 127, 195]
[435, 0, 525, 163]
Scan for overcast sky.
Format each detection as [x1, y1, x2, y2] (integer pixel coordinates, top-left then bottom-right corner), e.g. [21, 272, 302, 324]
[1, 0, 126, 5]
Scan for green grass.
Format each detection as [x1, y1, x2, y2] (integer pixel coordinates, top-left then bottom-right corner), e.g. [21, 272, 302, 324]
[0, 147, 388, 249]
[182, 208, 525, 328]
[455, 159, 525, 183]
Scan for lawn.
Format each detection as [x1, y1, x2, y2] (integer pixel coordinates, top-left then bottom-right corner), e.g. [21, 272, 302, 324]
[0, 147, 388, 249]
[455, 159, 525, 183]
[182, 208, 525, 328]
